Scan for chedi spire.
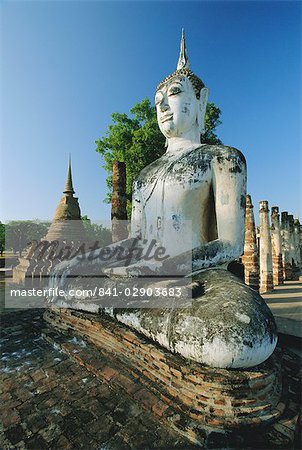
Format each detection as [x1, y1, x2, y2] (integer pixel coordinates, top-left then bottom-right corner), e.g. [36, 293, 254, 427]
[64, 154, 75, 195]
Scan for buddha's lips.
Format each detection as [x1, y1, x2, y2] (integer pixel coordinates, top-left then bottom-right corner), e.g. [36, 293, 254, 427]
[160, 113, 173, 123]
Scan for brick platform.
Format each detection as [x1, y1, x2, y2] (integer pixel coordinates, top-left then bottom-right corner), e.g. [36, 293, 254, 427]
[43, 308, 301, 448]
[0, 309, 190, 449]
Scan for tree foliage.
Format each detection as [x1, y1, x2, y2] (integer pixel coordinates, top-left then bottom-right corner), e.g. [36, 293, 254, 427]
[96, 98, 222, 214]
[5, 221, 50, 256]
[81, 216, 112, 247]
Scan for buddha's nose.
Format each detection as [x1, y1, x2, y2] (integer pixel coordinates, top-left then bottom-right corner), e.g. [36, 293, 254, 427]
[160, 98, 169, 112]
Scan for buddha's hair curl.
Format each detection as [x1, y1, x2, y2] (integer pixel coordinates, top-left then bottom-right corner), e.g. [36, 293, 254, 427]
[156, 68, 205, 100]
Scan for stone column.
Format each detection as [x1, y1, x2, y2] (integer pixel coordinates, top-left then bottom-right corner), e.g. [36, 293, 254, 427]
[259, 201, 273, 293]
[271, 206, 284, 286]
[281, 212, 292, 280]
[293, 218, 301, 269]
[256, 226, 260, 255]
[289, 214, 299, 280]
[300, 223, 302, 269]
[242, 195, 259, 291]
[111, 161, 128, 243]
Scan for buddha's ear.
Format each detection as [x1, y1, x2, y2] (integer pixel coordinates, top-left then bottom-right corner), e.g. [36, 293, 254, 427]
[197, 87, 209, 134]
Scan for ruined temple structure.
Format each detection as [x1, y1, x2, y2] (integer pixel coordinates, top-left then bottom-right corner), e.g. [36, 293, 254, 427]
[242, 194, 259, 291]
[271, 206, 284, 286]
[13, 158, 88, 286]
[43, 158, 86, 242]
[294, 217, 302, 270]
[259, 200, 274, 293]
[242, 201, 302, 290]
[43, 32, 300, 448]
[297, 219, 302, 267]
[281, 211, 293, 281]
[288, 214, 300, 281]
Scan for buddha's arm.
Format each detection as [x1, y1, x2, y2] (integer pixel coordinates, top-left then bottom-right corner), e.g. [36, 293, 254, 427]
[191, 148, 247, 271]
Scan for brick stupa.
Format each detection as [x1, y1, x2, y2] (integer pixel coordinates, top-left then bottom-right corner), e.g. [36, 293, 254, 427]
[43, 157, 85, 242]
[13, 158, 87, 285]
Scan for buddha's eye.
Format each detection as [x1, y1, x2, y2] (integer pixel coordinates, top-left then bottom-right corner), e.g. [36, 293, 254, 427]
[168, 86, 182, 96]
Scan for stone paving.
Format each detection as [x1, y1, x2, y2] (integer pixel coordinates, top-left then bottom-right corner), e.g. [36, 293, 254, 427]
[0, 309, 192, 450]
[263, 278, 302, 338]
[1, 308, 301, 450]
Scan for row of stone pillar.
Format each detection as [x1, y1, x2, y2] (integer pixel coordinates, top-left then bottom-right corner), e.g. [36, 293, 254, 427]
[242, 195, 301, 293]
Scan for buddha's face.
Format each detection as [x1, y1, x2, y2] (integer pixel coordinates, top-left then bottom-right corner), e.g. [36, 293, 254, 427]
[155, 76, 199, 139]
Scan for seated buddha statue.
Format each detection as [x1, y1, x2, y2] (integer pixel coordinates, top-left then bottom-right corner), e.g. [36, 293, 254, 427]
[49, 31, 277, 369]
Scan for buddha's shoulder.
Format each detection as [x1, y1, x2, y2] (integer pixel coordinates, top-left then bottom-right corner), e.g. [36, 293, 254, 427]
[195, 144, 246, 165]
[135, 145, 246, 186]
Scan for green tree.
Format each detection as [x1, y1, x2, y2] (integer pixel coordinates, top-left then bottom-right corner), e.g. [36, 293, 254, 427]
[81, 216, 112, 247]
[96, 98, 222, 215]
[5, 221, 50, 256]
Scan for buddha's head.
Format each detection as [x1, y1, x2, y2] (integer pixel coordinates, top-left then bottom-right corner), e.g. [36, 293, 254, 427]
[155, 30, 209, 143]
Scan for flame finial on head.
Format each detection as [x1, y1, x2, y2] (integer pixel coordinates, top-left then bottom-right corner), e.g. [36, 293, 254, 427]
[156, 29, 205, 100]
[177, 28, 190, 70]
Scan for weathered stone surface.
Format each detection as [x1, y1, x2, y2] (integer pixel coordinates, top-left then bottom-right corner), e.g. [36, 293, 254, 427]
[259, 200, 274, 293]
[293, 218, 301, 270]
[242, 194, 259, 291]
[50, 268, 278, 369]
[281, 212, 293, 281]
[48, 32, 274, 376]
[290, 215, 301, 280]
[131, 143, 246, 264]
[271, 206, 284, 286]
[109, 269, 278, 369]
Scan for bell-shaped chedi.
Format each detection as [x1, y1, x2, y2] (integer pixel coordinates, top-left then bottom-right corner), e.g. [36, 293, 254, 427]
[242, 194, 259, 291]
[271, 206, 284, 286]
[13, 157, 87, 285]
[44, 157, 85, 242]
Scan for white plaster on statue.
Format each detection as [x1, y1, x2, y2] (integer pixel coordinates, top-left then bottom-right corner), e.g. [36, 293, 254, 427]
[48, 30, 277, 369]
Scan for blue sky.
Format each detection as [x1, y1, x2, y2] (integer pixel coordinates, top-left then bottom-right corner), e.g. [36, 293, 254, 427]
[1, 1, 301, 224]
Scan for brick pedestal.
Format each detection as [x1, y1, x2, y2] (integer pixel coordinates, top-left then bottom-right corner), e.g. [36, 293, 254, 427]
[44, 308, 283, 433]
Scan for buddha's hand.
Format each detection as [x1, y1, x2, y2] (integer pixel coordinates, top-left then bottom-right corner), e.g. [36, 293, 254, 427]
[103, 261, 163, 278]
